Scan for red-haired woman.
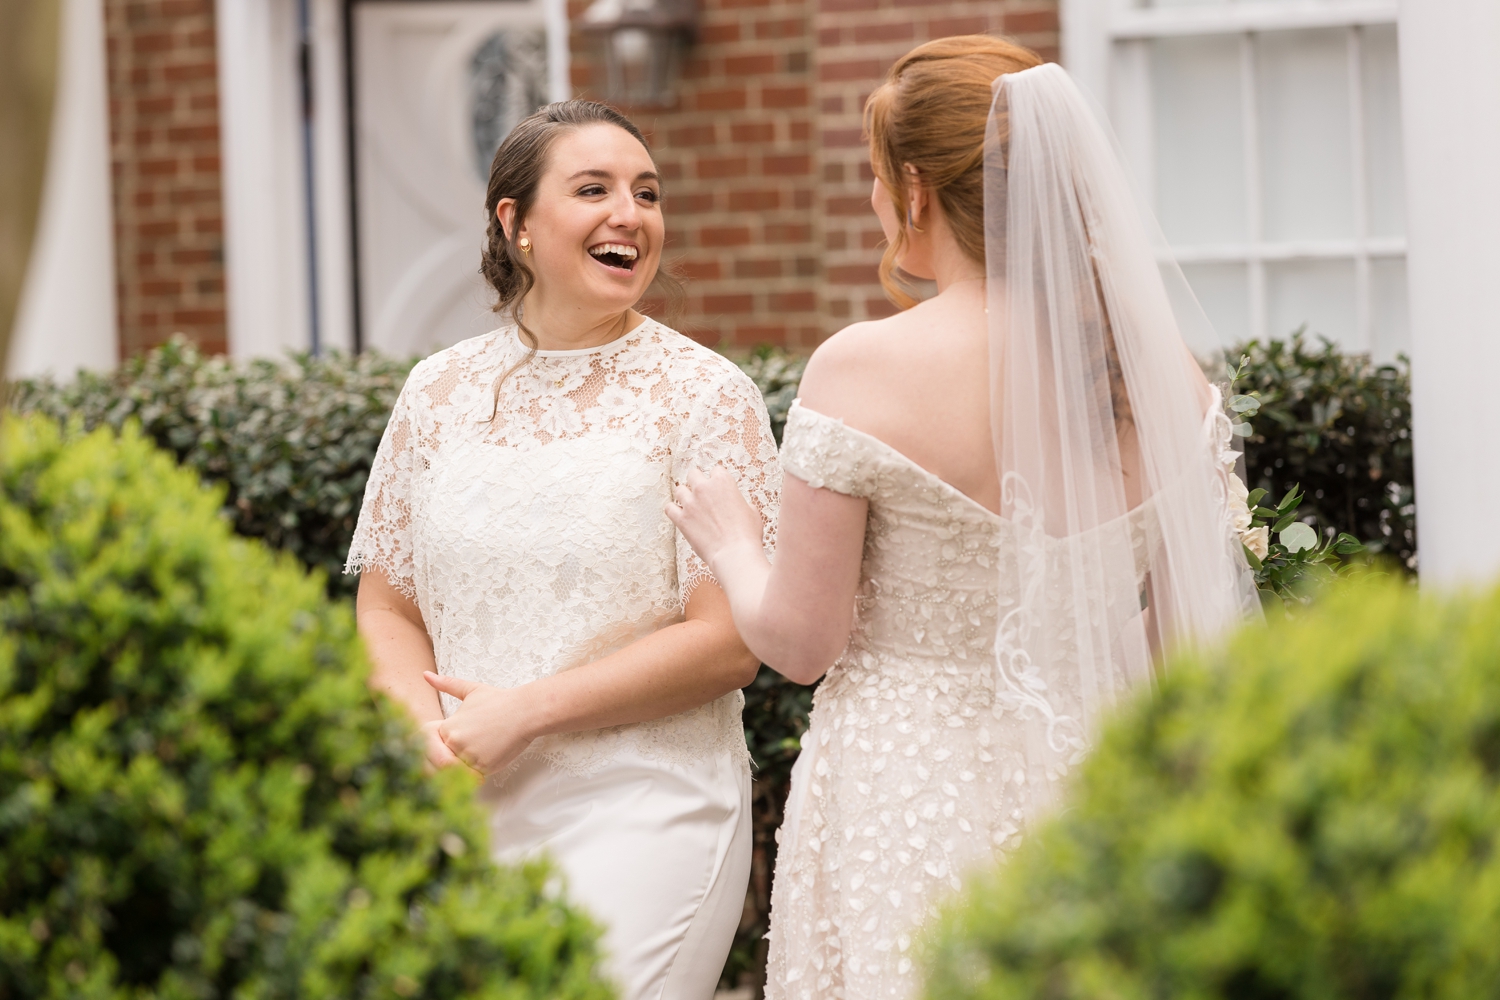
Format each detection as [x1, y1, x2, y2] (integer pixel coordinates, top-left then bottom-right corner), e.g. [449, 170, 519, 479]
[669, 37, 1258, 1000]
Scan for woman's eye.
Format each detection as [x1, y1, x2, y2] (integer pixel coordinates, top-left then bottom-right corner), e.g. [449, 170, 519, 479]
[578, 185, 606, 196]
[636, 189, 660, 204]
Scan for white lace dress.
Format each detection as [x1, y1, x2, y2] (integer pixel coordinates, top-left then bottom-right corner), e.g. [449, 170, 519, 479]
[764, 402, 1165, 1000]
[346, 319, 780, 1000]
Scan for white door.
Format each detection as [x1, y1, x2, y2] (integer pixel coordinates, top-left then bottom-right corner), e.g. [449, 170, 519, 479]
[353, 0, 557, 358]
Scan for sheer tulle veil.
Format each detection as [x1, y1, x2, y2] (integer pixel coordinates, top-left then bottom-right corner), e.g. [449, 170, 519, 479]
[984, 63, 1259, 810]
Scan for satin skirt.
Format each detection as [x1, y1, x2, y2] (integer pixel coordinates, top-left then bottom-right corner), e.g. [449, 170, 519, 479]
[480, 749, 752, 1000]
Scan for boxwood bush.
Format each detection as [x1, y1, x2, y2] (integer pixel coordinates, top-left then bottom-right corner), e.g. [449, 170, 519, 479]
[6, 339, 415, 599]
[923, 578, 1500, 999]
[0, 414, 611, 999]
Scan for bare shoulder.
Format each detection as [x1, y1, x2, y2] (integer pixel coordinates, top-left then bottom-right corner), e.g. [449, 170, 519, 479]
[797, 316, 912, 419]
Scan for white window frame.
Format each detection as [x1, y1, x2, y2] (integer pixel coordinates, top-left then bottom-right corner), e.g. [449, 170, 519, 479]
[1062, 0, 1403, 348]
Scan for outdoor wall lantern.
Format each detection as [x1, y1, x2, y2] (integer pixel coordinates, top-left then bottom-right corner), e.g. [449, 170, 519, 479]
[580, 0, 696, 106]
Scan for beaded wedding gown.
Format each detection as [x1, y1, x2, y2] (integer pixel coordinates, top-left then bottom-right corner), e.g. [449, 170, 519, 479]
[760, 59, 1258, 1000]
[346, 319, 780, 1000]
[763, 400, 1244, 1000]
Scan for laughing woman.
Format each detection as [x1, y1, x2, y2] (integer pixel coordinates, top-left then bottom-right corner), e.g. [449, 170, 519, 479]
[346, 101, 780, 1000]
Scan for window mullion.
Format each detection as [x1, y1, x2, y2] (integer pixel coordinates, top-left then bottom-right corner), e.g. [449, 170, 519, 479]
[1240, 31, 1266, 342]
[1348, 24, 1372, 350]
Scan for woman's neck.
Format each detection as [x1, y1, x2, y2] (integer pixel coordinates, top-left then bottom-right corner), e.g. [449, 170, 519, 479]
[930, 246, 986, 295]
[519, 294, 640, 351]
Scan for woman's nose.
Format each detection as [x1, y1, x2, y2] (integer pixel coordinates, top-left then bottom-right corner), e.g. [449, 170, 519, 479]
[607, 189, 641, 228]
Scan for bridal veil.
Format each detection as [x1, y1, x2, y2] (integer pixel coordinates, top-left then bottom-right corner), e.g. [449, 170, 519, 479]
[984, 63, 1260, 807]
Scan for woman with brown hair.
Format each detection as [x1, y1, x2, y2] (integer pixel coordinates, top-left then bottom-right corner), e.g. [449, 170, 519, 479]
[346, 101, 781, 1000]
[668, 37, 1257, 999]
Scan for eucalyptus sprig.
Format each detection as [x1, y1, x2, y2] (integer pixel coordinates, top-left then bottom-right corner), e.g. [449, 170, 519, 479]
[1224, 354, 1262, 437]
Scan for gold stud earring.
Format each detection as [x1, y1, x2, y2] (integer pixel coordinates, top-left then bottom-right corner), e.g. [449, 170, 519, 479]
[518, 237, 531, 253]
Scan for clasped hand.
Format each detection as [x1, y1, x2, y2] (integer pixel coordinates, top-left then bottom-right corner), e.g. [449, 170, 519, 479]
[665, 466, 765, 574]
[421, 672, 534, 776]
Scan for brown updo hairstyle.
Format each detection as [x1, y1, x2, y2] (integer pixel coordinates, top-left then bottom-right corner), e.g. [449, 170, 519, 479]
[478, 100, 683, 410]
[864, 35, 1043, 308]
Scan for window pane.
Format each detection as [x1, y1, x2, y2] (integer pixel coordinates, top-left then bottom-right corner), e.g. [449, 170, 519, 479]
[1363, 25, 1406, 238]
[1181, 262, 1250, 345]
[1370, 258, 1409, 360]
[1267, 259, 1357, 344]
[1150, 35, 1246, 244]
[1258, 29, 1355, 241]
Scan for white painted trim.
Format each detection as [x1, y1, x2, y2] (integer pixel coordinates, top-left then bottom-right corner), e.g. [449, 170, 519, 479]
[544, 0, 571, 102]
[1060, 0, 1111, 104]
[1399, 0, 1500, 583]
[1239, 33, 1267, 342]
[1167, 237, 1406, 263]
[1109, 39, 1154, 213]
[310, 0, 355, 353]
[1111, 1, 1397, 40]
[8, 0, 118, 379]
[216, 0, 313, 360]
[1347, 26, 1371, 346]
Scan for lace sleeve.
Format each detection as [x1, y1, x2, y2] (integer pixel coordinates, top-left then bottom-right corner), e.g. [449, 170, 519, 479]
[672, 364, 782, 605]
[345, 379, 422, 598]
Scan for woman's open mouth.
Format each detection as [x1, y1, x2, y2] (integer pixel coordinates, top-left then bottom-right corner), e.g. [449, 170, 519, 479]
[588, 242, 639, 273]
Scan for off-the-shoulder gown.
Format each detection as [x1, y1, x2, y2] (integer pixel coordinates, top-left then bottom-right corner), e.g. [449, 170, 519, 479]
[763, 401, 1167, 1000]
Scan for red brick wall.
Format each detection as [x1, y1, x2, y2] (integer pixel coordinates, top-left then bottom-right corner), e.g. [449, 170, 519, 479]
[103, 0, 227, 357]
[570, 0, 822, 351]
[571, 0, 1057, 351]
[816, 0, 1057, 326]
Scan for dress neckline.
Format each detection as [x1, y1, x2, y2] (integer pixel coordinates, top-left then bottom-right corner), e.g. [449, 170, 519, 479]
[788, 400, 1006, 522]
[513, 317, 656, 358]
[789, 400, 1167, 537]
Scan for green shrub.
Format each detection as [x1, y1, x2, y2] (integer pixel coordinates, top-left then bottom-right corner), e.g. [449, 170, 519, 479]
[7, 338, 416, 599]
[0, 414, 611, 999]
[923, 578, 1500, 999]
[6, 335, 1412, 990]
[1230, 333, 1414, 570]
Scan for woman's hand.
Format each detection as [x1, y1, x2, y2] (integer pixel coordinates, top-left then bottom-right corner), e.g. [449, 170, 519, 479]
[418, 718, 462, 771]
[423, 672, 537, 776]
[666, 467, 766, 575]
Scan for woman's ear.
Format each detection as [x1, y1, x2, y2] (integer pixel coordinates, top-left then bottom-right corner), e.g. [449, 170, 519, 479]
[496, 198, 519, 241]
[903, 163, 927, 229]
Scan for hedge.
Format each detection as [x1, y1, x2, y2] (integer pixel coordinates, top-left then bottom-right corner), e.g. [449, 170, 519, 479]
[1234, 332, 1415, 569]
[6, 340, 413, 599]
[0, 414, 612, 999]
[6, 332, 1409, 991]
[923, 577, 1500, 999]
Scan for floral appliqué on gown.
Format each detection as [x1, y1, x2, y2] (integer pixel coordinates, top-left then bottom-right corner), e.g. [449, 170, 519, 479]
[764, 401, 1172, 1000]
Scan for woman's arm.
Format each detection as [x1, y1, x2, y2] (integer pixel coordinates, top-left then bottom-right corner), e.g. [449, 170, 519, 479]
[667, 469, 868, 685]
[355, 568, 459, 769]
[426, 580, 760, 775]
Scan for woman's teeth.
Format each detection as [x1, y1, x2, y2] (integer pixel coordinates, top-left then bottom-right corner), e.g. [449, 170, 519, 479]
[589, 244, 639, 270]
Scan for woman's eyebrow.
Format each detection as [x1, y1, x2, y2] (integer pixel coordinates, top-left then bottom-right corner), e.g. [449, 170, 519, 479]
[566, 168, 661, 184]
